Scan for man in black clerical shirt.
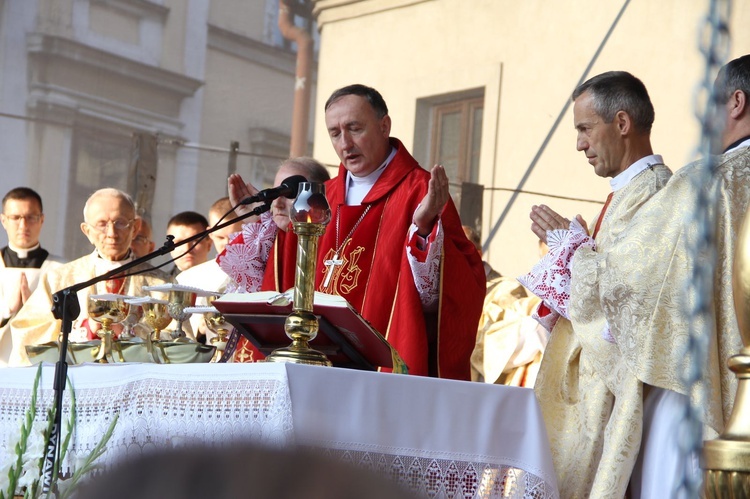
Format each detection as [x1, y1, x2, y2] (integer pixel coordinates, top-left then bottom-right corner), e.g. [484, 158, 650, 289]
[0, 187, 64, 364]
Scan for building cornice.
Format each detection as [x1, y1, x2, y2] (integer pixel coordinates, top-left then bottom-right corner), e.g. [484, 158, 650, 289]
[311, 0, 434, 27]
[28, 84, 186, 136]
[27, 33, 203, 98]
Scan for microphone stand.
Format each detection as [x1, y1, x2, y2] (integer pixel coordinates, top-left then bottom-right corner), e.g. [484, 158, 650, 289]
[41, 203, 270, 493]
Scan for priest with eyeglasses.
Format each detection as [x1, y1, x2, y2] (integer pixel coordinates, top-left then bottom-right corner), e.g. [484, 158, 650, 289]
[7, 187, 171, 366]
[0, 187, 65, 366]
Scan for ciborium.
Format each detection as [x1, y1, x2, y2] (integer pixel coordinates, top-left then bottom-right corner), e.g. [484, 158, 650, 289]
[167, 289, 196, 340]
[87, 293, 131, 363]
[703, 203, 750, 495]
[266, 182, 333, 366]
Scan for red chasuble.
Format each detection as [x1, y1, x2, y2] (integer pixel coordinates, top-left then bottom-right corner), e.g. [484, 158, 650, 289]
[262, 139, 485, 380]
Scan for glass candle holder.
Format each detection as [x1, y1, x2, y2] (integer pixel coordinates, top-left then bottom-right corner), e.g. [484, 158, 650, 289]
[266, 182, 332, 366]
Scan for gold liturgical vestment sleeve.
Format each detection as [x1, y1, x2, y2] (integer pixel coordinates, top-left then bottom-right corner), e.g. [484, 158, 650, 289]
[588, 148, 750, 439]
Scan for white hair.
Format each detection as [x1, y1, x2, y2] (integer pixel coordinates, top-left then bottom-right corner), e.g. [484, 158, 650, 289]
[83, 188, 135, 223]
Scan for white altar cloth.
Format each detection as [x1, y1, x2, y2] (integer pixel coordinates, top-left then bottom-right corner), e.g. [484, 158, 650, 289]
[0, 363, 558, 498]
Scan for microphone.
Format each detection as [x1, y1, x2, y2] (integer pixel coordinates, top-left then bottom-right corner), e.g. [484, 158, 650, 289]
[239, 175, 308, 205]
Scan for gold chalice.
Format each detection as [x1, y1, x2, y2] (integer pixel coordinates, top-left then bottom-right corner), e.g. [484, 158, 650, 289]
[135, 297, 172, 342]
[114, 297, 162, 363]
[184, 304, 229, 362]
[143, 284, 222, 342]
[87, 293, 131, 363]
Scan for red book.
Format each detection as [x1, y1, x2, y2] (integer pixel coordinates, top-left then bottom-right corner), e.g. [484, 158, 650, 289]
[212, 291, 406, 372]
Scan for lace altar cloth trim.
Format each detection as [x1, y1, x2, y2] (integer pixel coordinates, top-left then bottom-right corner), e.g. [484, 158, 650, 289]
[321, 448, 555, 499]
[0, 364, 294, 475]
[0, 364, 558, 498]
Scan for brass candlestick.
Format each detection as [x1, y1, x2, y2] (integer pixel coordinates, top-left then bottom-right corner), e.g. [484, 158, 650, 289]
[703, 204, 750, 495]
[266, 181, 332, 366]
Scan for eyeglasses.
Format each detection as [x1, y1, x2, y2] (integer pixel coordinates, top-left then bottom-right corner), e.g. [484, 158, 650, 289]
[3, 214, 43, 224]
[87, 219, 134, 233]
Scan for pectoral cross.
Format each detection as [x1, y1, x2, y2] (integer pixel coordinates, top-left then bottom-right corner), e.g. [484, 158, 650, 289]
[323, 253, 344, 288]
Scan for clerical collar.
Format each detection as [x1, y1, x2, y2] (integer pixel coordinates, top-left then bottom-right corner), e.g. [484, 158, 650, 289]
[3, 243, 48, 269]
[94, 249, 134, 274]
[8, 242, 40, 259]
[345, 146, 398, 205]
[610, 154, 664, 192]
[724, 136, 750, 154]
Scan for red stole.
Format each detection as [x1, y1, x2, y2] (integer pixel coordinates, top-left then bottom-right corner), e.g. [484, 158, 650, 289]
[591, 191, 614, 240]
[263, 228, 295, 292]
[232, 229, 296, 363]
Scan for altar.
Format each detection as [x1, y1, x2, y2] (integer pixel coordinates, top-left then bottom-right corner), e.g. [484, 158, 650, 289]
[0, 363, 558, 498]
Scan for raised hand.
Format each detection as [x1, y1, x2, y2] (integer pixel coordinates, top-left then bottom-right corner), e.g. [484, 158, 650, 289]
[414, 165, 450, 237]
[7, 272, 31, 315]
[228, 174, 262, 219]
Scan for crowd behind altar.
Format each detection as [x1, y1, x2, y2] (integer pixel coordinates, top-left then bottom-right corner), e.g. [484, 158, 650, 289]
[2, 54, 750, 498]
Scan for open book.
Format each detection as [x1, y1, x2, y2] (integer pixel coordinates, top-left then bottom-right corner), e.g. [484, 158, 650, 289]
[213, 291, 407, 372]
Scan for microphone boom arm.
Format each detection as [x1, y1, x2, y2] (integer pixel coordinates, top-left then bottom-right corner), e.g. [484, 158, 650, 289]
[41, 201, 270, 492]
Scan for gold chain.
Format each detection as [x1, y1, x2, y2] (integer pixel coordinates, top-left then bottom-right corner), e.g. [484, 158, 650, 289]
[333, 205, 372, 256]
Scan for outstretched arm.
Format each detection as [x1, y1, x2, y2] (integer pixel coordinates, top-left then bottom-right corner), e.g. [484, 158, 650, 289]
[407, 165, 451, 308]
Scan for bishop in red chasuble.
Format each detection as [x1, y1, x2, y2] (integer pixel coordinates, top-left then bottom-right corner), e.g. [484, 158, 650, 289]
[222, 85, 485, 379]
[262, 139, 486, 380]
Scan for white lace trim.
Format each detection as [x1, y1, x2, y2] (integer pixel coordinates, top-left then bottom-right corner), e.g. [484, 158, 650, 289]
[320, 448, 556, 498]
[0, 364, 293, 476]
[218, 212, 277, 293]
[518, 219, 594, 320]
[407, 221, 443, 310]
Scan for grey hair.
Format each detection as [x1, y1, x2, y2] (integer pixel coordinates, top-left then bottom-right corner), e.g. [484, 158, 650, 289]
[324, 84, 389, 119]
[715, 54, 750, 102]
